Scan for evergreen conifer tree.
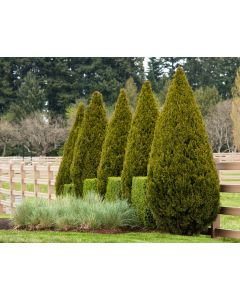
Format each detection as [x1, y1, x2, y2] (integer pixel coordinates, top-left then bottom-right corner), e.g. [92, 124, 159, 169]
[97, 89, 132, 196]
[55, 102, 85, 196]
[121, 81, 159, 200]
[147, 67, 220, 235]
[71, 92, 107, 196]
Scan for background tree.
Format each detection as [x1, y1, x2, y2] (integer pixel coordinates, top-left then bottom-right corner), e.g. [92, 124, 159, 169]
[19, 112, 68, 156]
[147, 57, 163, 93]
[124, 77, 138, 110]
[146, 57, 240, 100]
[97, 89, 132, 196]
[194, 86, 222, 117]
[0, 57, 145, 117]
[0, 58, 16, 115]
[206, 100, 233, 152]
[157, 78, 171, 106]
[231, 68, 240, 151]
[184, 57, 240, 98]
[147, 57, 182, 95]
[10, 71, 46, 120]
[121, 81, 159, 200]
[147, 67, 220, 235]
[55, 102, 85, 196]
[71, 91, 107, 196]
[0, 119, 18, 156]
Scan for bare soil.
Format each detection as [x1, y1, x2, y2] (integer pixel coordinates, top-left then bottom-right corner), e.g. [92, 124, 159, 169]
[0, 219, 14, 230]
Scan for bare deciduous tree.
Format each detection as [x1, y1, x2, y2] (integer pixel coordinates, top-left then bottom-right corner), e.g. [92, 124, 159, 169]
[231, 68, 240, 151]
[0, 119, 19, 156]
[206, 100, 233, 153]
[18, 112, 68, 156]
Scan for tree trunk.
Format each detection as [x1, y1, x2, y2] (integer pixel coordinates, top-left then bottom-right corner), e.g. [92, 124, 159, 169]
[2, 144, 6, 157]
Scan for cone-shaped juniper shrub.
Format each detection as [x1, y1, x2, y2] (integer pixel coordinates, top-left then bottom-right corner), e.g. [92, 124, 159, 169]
[97, 89, 132, 196]
[147, 67, 220, 235]
[55, 102, 85, 196]
[70, 92, 107, 196]
[121, 81, 159, 200]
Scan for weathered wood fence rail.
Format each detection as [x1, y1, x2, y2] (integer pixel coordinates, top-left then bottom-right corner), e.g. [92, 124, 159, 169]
[0, 161, 59, 214]
[211, 161, 240, 239]
[0, 156, 62, 165]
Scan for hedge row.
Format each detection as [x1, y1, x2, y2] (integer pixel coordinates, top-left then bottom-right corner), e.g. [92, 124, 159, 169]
[58, 67, 220, 235]
[63, 176, 151, 228]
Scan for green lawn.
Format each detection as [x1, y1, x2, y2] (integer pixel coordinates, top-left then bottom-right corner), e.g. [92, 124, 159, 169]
[0, 229, 235, 243]
[0, 214, 11, 219]
[220, 193, 240, 230]
[2, 182, 48, 193]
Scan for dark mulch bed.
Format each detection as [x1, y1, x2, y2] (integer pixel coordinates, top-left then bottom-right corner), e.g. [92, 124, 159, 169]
[0, 219, 209, 236]
[0, 218, 146, 234]
[0, 218, 14, 230]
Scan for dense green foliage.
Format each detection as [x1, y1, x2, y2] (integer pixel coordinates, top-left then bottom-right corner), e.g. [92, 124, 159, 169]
[147, 57, 181, 94]
[97, 89, 132, 195]
[13, 193, 140, 230]
[63, 183, 75, 196]
[71, 92, 107, 196]
[9, 71, 46, 121]
[0, 58, 144, 117]
[131, 177, 155, 228]
[55, 102, 85, 196]
[121, 81, 159, 200]
[83, 179, 98, 197]
[147, 67, 220, 235]
[105, 177, 122, 202]
[147, 57, 240, 99]
[194, 86, 222, 116]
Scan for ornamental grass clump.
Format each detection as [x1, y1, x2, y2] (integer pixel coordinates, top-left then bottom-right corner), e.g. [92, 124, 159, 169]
[147, 67, 220, 235]
[13, 193, 141, 231]
[121, 81, 159, 200]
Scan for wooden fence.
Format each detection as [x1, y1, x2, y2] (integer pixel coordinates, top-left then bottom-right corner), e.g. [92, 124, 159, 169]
[0, 152, 238, 164]
[0, 156, 62, 165]
[0, 161, 59, 214]
[211, 161, 240, 239]
[213, 152, 240, 162]
[1, 156, 240, 240]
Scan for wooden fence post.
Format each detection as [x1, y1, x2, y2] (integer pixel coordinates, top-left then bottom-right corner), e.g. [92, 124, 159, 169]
[211, 166, 221, 238]
[9, 160, 14, 213]
[20, 162, 26, 200]
[211, 215, 220, 238]
[33, 163, 40, 198]
[48, 163, 53, 201]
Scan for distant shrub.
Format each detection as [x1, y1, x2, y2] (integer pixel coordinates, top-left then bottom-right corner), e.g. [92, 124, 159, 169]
[13, 193, 141, 230]
[131, 177, 155, 228]
[83, 178, 98, 197]
[105, 177, 122, 202]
